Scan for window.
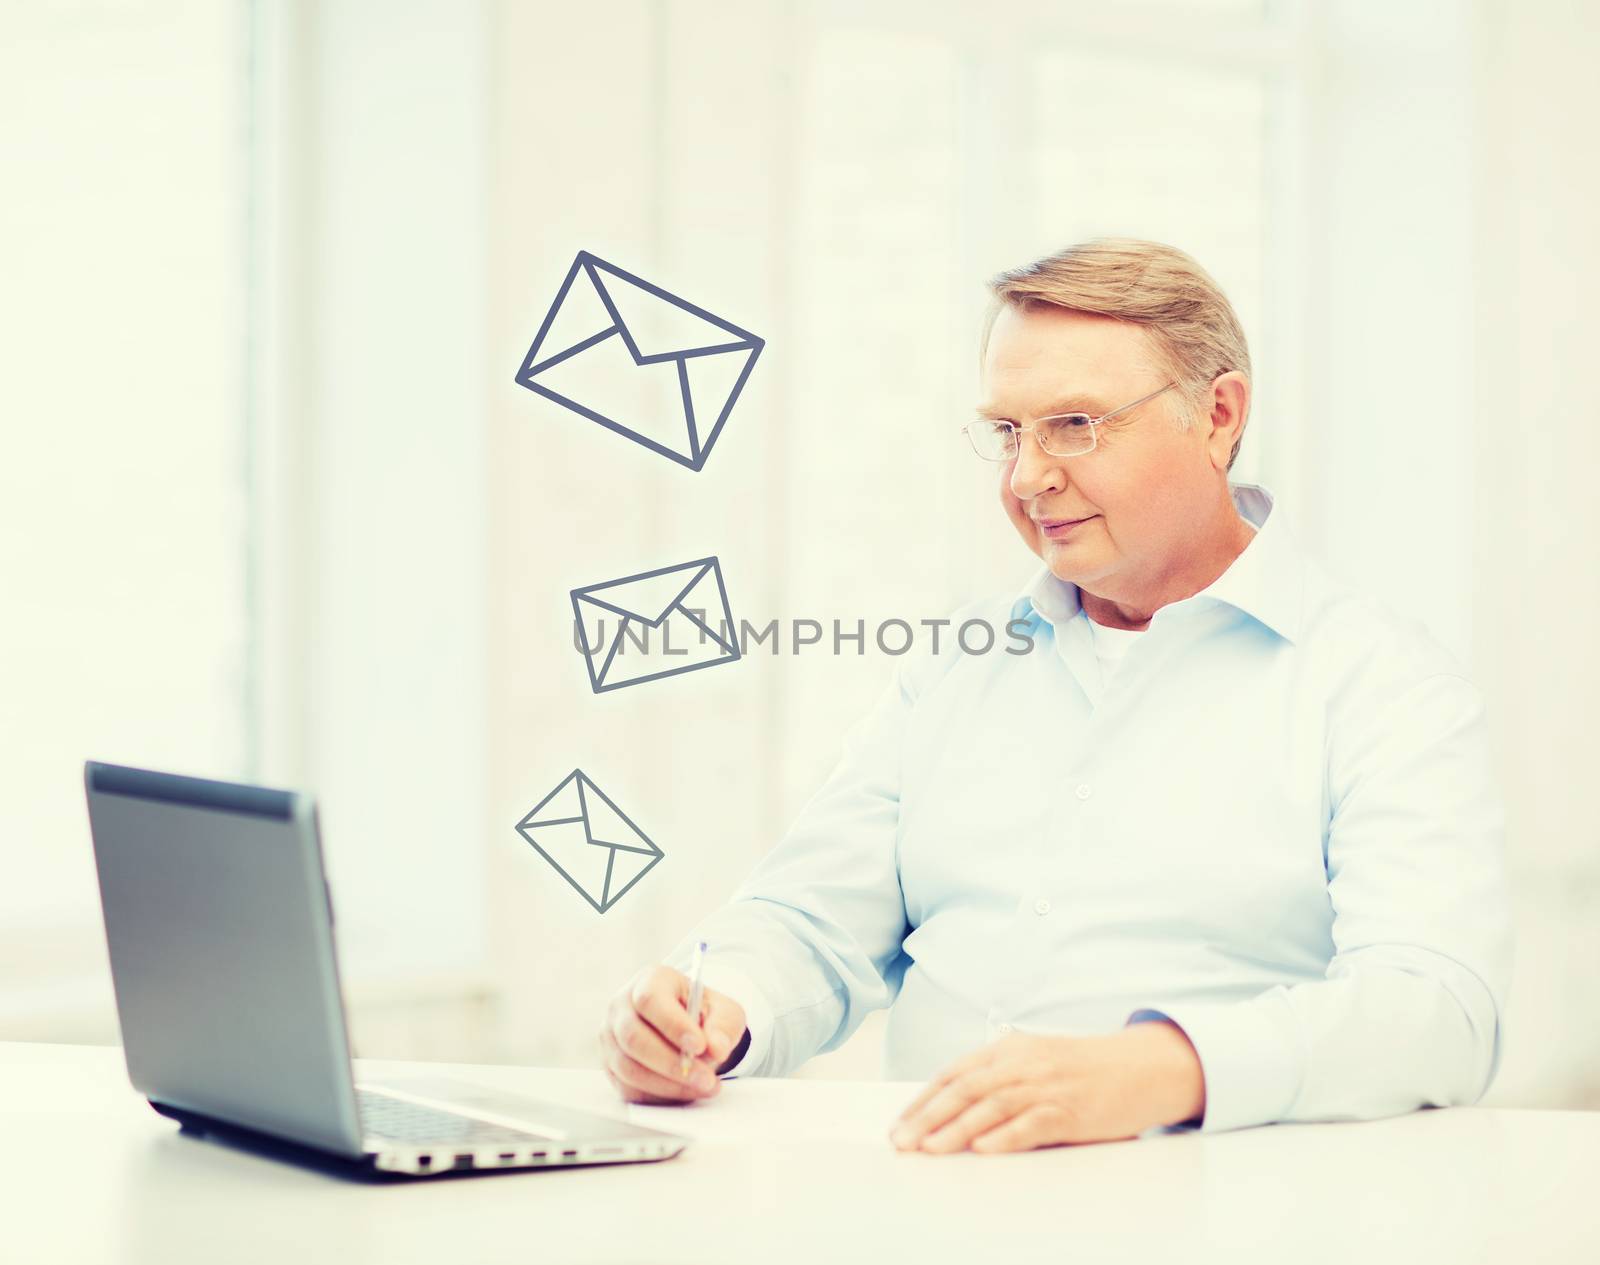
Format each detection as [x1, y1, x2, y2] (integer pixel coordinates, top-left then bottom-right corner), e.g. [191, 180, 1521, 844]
[0, 3, 250, 1008]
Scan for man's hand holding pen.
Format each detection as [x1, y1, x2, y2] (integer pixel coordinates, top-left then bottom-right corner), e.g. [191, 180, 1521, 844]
[600, 963, 748, 1105]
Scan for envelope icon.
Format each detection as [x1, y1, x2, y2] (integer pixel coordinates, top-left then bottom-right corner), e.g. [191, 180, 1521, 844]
[571, 556, 740, 694]
[515, 770, 664, 914]
[514, 250, 764, 472]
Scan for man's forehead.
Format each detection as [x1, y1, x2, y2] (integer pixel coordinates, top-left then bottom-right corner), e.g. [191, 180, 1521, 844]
[980, 304, 1154, 416]
[975, 388, 1114, 419]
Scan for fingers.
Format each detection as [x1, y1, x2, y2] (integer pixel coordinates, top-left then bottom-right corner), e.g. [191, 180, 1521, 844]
[919, 1091, 1023, 1154]
[700, 990, 747, 1066]
[892, 1066, 1002, 1149]
[894, 1045, 991, 1123]
[970, 1105, 1063, 1153]
[599, 1027, 720, 1105]
[600, 965, 734, 1104]
[608, 991, 706, 1085]
[601, 1059, 685, 1107]
[630, 965, 707, 1059]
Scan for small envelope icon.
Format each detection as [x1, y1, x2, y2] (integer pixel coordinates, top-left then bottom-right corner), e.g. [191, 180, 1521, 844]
[515, 770, 663, 914]
[514, 250, 764, 472]
[571, 556, 740, 694]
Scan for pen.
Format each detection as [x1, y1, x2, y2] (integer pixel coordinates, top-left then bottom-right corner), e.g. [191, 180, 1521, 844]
[680, 939, 708, 1079]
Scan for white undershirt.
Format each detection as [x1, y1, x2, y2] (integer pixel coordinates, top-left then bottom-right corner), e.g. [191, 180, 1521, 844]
[1081, 518, 1257, 680]
[1084, 612, 1146, 680]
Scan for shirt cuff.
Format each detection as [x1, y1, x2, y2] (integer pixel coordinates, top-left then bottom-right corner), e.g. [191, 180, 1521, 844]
[681, 958, 775, 1079]
[1126, 999, 1303, 1134]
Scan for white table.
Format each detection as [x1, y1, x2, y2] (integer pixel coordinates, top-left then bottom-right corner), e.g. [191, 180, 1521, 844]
[3, 1042, 1596, 1264]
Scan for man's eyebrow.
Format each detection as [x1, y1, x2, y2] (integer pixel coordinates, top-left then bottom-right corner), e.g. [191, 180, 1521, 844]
[976, 395, 1109, 420]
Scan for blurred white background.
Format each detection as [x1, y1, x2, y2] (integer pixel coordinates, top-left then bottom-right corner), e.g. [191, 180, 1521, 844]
[2, 0, 1596, 1109]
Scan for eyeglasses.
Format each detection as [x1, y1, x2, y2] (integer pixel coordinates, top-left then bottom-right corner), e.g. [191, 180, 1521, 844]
[961, 382, 1179, 461]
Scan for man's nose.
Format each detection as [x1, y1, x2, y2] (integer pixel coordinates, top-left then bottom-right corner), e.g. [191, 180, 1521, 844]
[1009, 428, 1067, 500]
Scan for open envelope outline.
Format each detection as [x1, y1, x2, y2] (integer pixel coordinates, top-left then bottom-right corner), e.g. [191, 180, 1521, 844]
[571, 556, 741, 694]
[513, 250, 764, 472]
[514, 769, 664, 914]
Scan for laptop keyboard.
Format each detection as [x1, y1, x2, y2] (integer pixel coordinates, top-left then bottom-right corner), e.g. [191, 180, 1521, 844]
[358, 1090, 553, 1146]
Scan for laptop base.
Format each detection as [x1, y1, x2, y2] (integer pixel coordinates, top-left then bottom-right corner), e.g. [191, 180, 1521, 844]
[150, 1100, 679, 1182]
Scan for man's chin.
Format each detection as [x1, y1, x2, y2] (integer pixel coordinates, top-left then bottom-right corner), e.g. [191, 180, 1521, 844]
[1044, 547, 1110, 587]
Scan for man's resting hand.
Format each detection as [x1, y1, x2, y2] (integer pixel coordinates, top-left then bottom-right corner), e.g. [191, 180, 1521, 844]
[889, 1020, 1206, 1153]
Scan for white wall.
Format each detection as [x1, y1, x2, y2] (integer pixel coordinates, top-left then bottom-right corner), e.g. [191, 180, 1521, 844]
[1469, 0, 1600, 1108]
[1299, 0, 1478, 666]
[0, 0, 249, 1036]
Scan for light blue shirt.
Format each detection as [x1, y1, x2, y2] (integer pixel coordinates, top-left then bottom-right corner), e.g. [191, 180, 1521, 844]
[669, 482, 1512, 1133]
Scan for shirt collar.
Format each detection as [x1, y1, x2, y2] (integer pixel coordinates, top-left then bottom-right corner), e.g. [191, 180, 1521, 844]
[1012, 480, 1303, 645]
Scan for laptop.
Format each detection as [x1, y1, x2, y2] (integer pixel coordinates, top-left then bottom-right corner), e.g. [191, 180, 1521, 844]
[83, 760, 687, 1178]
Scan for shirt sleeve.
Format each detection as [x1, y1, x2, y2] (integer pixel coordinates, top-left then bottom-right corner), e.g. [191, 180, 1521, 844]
[1126, 670, 1514, 1133]
[661, 659, 925, 1078]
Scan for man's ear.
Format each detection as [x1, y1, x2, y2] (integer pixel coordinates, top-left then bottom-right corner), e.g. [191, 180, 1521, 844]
[1205, 371, 1250, 471]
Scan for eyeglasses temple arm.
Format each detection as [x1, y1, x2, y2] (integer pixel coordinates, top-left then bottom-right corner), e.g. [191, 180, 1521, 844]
[1096, 381, 1178, 424]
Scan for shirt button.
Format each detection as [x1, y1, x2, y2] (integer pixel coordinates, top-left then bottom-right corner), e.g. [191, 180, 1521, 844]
[1075, 783, 1092, 800]
[1033, 898, 1051, 916]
